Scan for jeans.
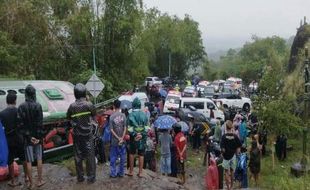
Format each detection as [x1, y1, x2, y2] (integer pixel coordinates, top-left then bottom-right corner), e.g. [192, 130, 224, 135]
[110, 144, 126, 177]
[160, 154, 171, 174]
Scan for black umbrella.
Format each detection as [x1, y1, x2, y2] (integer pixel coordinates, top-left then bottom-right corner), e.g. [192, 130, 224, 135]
[120, 100, 132, 109]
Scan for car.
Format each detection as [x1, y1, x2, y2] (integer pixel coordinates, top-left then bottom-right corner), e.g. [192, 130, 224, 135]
[118, 92, 149, 110]
[214, 94, 251, 111]
[210, 80, 225, 92]
[145, 76, 162, 86]
[198, 80, 210, 87]
[226, 77, 242, 89]
[180, 97, 225, 120]
[210, 81, 220, 92]
[182, 86, 197, 97]
[203, 86, 216, 99]
[163, 91, 182, 113]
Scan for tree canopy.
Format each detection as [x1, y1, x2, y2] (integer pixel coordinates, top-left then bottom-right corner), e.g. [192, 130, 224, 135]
[0, 0, 205, 99]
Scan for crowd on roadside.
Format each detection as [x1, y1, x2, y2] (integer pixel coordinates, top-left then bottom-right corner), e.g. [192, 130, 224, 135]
[0, 83, 189, 189]
[0, 82, 281, 190]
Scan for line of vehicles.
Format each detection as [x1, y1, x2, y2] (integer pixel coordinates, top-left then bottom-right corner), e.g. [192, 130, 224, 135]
[161, 76, 252, 121]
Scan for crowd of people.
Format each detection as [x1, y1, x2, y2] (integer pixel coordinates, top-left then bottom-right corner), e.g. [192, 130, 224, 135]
[0, 82, 266, 190]
[0, 83, 190, 189]
[204, 112, 263, 190]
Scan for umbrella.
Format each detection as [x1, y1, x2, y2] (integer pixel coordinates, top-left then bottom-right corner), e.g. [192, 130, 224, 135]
[154, 115, 177, 129]
[178, 121, 189, 132]
[159, 89, 168, 98]
[120, 100, 132, 109]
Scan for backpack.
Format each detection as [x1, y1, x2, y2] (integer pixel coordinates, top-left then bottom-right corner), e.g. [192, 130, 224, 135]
[235, 153, 248, 188]
[102, 122, 111, 144]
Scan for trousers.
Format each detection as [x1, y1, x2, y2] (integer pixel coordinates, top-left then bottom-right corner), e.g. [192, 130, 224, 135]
[110, 144, 126, 177]
[73, 135, 96, 181]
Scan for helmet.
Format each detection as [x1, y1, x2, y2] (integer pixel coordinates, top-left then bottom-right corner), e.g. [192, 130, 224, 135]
[25, 84, 36, 101]
[74, 83, 87, 99]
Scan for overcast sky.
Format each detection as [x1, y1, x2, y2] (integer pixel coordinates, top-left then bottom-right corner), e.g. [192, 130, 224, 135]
[143, 0, 310, 53]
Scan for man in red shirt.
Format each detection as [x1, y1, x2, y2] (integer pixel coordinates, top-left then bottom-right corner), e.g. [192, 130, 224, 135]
[173, 124, 187, 185]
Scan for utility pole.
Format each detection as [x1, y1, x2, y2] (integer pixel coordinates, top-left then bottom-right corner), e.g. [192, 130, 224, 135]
[169, 52, 171, 77]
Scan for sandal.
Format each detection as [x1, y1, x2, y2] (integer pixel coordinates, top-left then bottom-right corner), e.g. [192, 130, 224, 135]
[37, 180, 46, 187]
[126, 173, 134, 177]
[27, 183, 34, 190]
[137, 173, 144, 178]
[7, 181, 22, 187]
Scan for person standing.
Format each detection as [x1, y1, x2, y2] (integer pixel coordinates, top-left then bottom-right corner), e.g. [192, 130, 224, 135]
[159, 129, 172, 175]
[213, 119, 222, 143]
[239, 117, 248, 146]
[174, 123, 187, 185]
[67, 83, 97, 183]
[109, 100, 127, 178]
[249, 140, 261, 186]
[220, 120, 242, 190]
[127, 98, 148, 177]
[191, 121, 201, 154]
[18, 85, 45, 189]
[0, 93, 27, 187]
[144, 130, 156, 172]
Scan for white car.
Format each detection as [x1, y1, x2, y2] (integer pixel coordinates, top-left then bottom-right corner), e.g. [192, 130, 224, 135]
[118, 92, 149, 110]
[180, 97, 225, 120]
[182, 86, 197, 97]
[145, 77, 162, 86]
[215, 94, 251, 111]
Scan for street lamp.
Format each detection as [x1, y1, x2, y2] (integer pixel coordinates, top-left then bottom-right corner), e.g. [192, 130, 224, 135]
[291, 47, 310, 177]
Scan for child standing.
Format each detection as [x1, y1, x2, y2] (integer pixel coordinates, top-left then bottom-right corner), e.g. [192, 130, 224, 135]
[159, 129, 172, 175]
[174, 124, 187, 185]
[249, 140, 261, 186]
[144, 130, 156, 172]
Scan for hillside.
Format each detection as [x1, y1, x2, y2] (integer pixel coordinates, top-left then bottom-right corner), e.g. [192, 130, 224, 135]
[287, 23, 310, 72]
[283, 23, 310, 115]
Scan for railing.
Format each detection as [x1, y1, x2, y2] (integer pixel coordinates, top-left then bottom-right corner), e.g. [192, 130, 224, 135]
[94, 96, 120, 109]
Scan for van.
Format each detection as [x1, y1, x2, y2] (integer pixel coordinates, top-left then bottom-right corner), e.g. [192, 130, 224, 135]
[180, 97, 224, 120]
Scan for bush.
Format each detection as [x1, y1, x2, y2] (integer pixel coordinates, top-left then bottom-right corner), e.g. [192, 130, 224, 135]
[258, 99, 302, 137]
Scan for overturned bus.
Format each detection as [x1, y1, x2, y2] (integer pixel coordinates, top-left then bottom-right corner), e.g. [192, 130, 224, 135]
[0, 80, 77, 161]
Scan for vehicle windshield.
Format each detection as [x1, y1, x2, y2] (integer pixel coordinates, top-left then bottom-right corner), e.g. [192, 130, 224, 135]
[223, 87, 232, 93]
[205, 87, 214, 93]
[225, 80, 234, 85]
[184, 87, 195, 92]
[166, 95, 181, 104]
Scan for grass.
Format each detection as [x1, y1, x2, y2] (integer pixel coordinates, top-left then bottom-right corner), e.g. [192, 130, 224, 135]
[61, 158, 76, 176]
[259, 138, 310, 190]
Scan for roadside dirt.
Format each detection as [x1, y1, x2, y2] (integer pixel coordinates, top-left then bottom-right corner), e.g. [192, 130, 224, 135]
[0, 163, 204, 190]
